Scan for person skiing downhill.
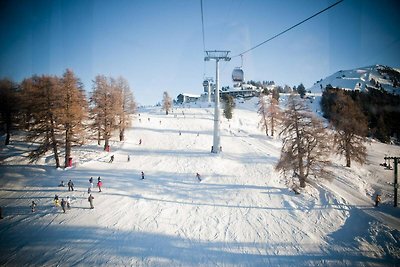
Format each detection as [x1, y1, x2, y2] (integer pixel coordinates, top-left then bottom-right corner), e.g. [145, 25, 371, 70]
[88, 194, 94, 209]
[196, 173, 201, 182]
[109, 155, 114, 163]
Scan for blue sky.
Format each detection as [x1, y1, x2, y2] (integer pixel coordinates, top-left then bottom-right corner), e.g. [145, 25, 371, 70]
[1, 0, 399, 105]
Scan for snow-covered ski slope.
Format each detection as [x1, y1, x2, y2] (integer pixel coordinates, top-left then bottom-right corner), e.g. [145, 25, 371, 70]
[0, 100, 399, 266]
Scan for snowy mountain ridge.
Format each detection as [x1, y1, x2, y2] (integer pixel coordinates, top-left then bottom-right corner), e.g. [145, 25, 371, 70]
[308, 64, 400, 95]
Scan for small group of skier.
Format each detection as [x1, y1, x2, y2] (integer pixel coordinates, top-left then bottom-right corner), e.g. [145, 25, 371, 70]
[52, 195, 71, 213]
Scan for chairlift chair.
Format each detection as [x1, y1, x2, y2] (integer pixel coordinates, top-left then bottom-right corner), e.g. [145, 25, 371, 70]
[232, 67, 244, 83]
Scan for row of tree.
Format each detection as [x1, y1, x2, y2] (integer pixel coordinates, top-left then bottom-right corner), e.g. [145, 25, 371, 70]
[321, 86, 400, 143]
[257, 93, 368, 188]
[0, 69, 136, 168]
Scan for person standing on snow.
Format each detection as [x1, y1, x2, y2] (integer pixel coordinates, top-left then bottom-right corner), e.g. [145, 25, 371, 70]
[60, 198, 66, 213]
[68, 180, 74, 191]
[141, 171, 145, 180]
[374, 194, 381, 207]
[31, 201, 37, 212]
[127, 155, 130, 162]
[54, 195, 60, 206]
[88, 194, 94, 209]
[66, 196, 71, 209]
[97, 179, 103, 192]
[89, 177, 93, 188]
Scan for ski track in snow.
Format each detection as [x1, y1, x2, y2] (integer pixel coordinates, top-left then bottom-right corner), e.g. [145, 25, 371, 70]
[0, 104, 399, 266]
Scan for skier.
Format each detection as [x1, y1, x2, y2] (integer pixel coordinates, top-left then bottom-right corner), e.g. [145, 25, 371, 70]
[60, 198, 66, 213]
[374, 194, 381, 207]
[141, 171, 145, 180]
[139, 139, 142, 145]
[97, 179, 103, 192]
[89, 177, 93, 188]
[58, 180, 65, 187]
[88, 186, 92, 195]
[109, 155, 114, 163]
[127, 155, 130, 162]
[31, 201, 37, 212]
[66, 196, 71, 209]
[68, 180, 74, 191]
[88, 194, 94, 209]
[196, 173, 201, 182]
[54, 195, 60, 206]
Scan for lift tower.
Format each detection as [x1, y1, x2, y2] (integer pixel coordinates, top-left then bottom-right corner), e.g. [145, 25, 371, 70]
[204, 50, 230, 153]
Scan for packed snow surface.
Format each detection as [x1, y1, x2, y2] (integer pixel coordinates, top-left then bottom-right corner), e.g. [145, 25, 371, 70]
[0, 100, 399, 266]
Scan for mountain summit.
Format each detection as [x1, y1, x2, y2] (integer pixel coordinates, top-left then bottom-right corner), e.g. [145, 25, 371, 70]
[308, 65, 400, 95]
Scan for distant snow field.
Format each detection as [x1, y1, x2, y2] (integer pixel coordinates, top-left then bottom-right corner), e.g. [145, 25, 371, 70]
[0, 100, 399, 266]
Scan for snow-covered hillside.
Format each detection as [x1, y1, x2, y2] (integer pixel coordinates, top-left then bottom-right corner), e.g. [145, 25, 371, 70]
[308, 65, 400, 95]
[0, 101, 399, 266]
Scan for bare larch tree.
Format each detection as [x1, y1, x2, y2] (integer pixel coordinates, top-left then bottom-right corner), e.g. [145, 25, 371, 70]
[59, 69, 88, 168]
[276, 94, 331, 188]
[162, 91, 172, 115]
[330, 91, 368, 167]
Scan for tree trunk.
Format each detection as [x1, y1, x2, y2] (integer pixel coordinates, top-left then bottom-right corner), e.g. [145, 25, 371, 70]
[5, 119, 11, 145]
[263, 111, 268, 136]
[97, 129, 101, 145]
[5, 131, 10, 146]
[64, 127, 71, 168]
[104, 135, 109, 151]
[295, 119, 306, 188]
[345, 138, 351, 167]
[50, 122, 60, 168]
[271, 116, 274, 137]
[119, 129, 124, 141]
[299, 175, 306, 188]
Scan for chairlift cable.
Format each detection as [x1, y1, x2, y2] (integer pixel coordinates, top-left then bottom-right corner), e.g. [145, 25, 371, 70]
[232, 0, 344, 58]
